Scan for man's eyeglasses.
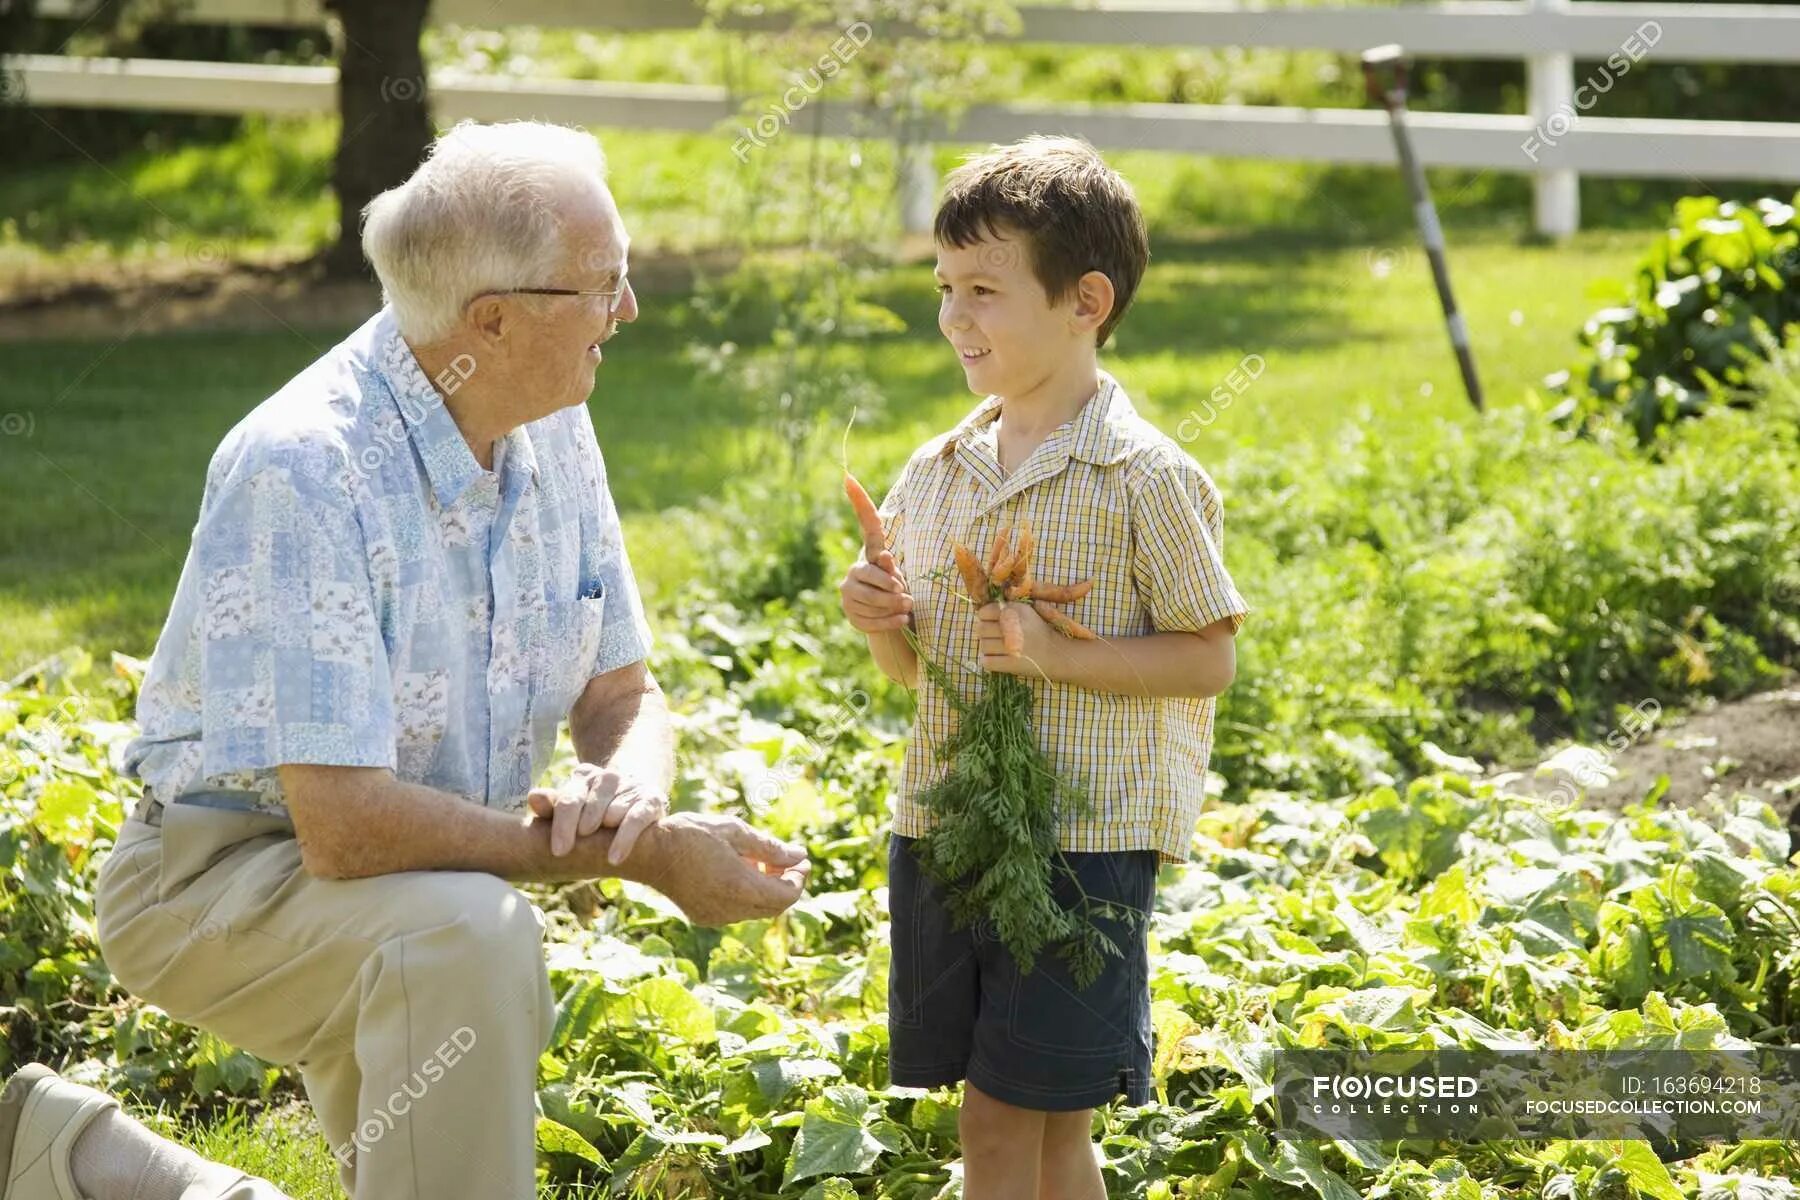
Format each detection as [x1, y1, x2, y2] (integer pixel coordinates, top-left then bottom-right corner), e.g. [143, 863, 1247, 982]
[475, 275, 631, 315]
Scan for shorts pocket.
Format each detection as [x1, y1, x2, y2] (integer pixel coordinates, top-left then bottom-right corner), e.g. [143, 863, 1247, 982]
[1002, 853, 1149, 1060]
[1098, 849, 1158, 917]
[889, 835, 978, 1032]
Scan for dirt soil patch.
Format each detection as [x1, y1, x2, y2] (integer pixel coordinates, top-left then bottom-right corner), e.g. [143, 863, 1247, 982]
[1499, 683, 1800, 847]
[0, 241, 861, 342]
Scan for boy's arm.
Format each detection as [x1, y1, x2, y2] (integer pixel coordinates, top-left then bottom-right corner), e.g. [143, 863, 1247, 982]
[866, 624, 919, 689]
[978, 608, 1231, 698]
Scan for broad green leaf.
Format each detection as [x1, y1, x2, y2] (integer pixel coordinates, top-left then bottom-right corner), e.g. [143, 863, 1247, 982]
[534, 1117, 604, 1167]
[32, 778, 97, 847]
[1439, 1176, 1483, 1200]
[538, 1083, 609, 1144]
[1632, 880, 1736, 986]
[544, 935, 665, 982]
[1685, 849, 1760, 912]
[1432, 1009, 1535, 1051]
[720, 1128, 771, 1156]
[749, 1056, 843, 1105]
[1218, 1040, 1279, 1102]
[611, 1080, 662, 1127]
[549, 977, 619, 1049]
[909, 1095, 960, 1140]
[1613, 1140, 1684, 1200]
[1719, 796, 1791, 864]
[630, 976, 716, 1044]
[1150, 999, 1204, 1081]
[783, 1085, 897, 1185]
[184, 1031, 269, 1098]
[1309, 985, 1422, 1036]
[1237, 1131, 1360, 1200]
[1331, 899, 1397, 957]
[721, 1002, 788, 1042]
[1595, 900, 1652, 1004]
[1332, 1136, 1392, 1171]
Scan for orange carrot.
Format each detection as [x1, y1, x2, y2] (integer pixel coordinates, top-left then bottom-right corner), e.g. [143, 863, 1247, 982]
[998, 603, 1024, 655]
[1011, 524, 1035, 577]
[953, 542, 991, 601]
[992, 523, 1035, 586]
[1031, 578, 1093, 605]
[986, 527, 1012, 576]
[994, 523, 1036, 584]
[1004, 569, 1034, 602]
[1034, 599, 1097, 640]
[844, 471, 886, 563]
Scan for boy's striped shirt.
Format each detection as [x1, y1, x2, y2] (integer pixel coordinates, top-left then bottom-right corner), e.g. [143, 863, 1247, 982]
[878, 371, 1250, 864]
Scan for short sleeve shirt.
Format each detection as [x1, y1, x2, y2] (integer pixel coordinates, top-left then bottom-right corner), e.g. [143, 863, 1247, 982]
[877, 371, 1249, 864]
[122, 306, 654, 819]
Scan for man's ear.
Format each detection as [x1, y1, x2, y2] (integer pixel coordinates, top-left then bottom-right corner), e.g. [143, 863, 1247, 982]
[1070, 269, 1116, 337]
[466, 295, 508, 345]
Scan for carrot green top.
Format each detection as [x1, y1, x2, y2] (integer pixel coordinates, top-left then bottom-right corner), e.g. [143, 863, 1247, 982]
[876, 370, 1249, 864]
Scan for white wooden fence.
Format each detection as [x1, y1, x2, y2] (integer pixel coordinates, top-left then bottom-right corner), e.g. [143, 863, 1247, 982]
[15, 0, 1800, 236]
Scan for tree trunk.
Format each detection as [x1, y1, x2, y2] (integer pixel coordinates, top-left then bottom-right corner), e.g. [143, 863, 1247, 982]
[318, 0, 434, 279]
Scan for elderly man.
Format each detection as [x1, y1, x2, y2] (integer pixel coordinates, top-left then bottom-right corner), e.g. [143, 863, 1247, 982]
[0, 121, 810, 1200]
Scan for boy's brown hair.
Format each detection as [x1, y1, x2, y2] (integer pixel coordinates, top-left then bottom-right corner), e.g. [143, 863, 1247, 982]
[934, 134, 1149, 348]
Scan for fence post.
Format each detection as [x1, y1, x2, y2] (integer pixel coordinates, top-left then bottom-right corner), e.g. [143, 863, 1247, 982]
[898, 138, 937, 236]
[1526, 0, 1579, 237]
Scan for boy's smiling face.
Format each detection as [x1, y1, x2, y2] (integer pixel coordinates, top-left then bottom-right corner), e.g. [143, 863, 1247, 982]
[936, 227, 1087, 399]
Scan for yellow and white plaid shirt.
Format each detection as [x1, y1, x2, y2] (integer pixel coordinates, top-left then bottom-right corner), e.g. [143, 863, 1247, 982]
[877, 371, 1249, 864]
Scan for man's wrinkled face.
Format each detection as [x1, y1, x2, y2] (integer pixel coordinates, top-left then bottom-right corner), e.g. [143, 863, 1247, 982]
[935, 226, 1074, 400]
[498, 183, 639, 415]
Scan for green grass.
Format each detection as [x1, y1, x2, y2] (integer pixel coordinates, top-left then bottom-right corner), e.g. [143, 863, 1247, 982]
[142, 1103, 603, 1198]
[161, 1106, 341, 1199]
[0, 117, 339, 288]
[0, 226, 1645, 675]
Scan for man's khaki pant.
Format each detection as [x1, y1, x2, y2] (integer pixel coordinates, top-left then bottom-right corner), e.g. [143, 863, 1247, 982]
[95, 803, 558, 1200]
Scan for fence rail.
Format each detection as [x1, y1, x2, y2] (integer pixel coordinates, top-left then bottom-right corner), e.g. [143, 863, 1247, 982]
[17, 0, 1800, 235]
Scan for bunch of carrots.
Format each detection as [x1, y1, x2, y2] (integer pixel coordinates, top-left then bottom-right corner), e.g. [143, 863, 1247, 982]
[845, 470, 1126, 988]
[952, 524, 1098, 652]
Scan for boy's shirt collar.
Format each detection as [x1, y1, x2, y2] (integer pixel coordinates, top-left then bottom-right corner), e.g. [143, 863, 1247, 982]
[938, 370, 1138, 516]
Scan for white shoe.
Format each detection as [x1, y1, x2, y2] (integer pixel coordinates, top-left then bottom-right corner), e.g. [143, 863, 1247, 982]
[0, 1064, 120, 1200]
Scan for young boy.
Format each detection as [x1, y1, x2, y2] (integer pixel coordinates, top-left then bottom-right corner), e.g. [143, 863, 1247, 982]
[836, 135, 1250, 1198]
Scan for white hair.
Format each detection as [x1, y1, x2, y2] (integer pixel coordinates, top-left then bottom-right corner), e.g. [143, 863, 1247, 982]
[361, 120, 610, 343]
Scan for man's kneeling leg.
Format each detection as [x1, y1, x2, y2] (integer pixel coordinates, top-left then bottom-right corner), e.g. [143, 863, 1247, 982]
[97, 806, 557, 1200]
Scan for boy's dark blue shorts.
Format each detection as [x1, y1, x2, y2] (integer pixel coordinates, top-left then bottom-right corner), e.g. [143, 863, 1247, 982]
[886, 832, 1158, 1112]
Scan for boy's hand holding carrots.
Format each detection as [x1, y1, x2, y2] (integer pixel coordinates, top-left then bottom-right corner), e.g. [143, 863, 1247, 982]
[960, 522, 1098, 679]
[974, 599, 1061, 678]
[839, 469, 914, 634]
